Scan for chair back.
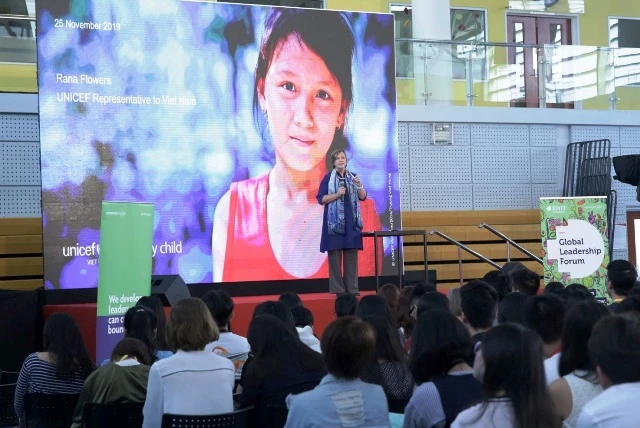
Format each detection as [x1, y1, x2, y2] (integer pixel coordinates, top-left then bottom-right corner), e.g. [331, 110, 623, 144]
[161, 407, 254, 428]
[81, 402, 144, 428]
[22, 393, 80, 428]
[387, 397, 410, 414]
[261, 404, 288, 428]
[0, 383, 19, 427]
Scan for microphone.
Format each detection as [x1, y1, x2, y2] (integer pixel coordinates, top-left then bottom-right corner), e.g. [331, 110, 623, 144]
[338, 178, 346, 202]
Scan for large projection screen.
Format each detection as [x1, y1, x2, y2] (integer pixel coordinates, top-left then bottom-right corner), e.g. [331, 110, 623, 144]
[36, 0, 400, 289]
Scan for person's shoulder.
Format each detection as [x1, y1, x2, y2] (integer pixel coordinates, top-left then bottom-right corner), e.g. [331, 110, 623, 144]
[155, 350, 173, 360]
[451, 402, 485, 427]
[286, 387, 317, 409]
[234, 171, 270, 193]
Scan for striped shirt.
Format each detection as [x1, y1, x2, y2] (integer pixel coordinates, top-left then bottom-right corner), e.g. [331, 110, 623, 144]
[14, 353, 87, 417]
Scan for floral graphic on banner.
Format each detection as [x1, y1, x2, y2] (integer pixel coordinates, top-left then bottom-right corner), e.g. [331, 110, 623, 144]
[540, 197, 609, 302]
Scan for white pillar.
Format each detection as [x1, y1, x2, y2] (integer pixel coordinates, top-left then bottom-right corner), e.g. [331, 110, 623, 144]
[411, 0, 453, 106]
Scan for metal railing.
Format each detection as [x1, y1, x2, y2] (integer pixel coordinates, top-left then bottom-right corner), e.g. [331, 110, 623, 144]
[478, 223, 543, 264]
[395, 38, 640, 110]
[429, 229, 501, 286]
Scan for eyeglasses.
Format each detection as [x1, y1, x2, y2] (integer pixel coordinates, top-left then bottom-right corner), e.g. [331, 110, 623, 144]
[409, 305, 417, 317]
[474, 341, 483, 353]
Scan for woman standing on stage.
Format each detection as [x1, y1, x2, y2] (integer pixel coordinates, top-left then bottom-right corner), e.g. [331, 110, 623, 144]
[317, 149, 367, 294]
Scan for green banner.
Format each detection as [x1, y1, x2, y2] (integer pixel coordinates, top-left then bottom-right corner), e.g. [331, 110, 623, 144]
[96, 202, 155, 362]
[540, 197, 609, 301]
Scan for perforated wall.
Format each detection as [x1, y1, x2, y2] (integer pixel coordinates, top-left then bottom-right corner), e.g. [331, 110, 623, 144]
[0, 114, 41, 218]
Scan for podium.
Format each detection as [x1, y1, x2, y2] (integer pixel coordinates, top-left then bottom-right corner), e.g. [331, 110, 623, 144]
[362, 230, 428, 290]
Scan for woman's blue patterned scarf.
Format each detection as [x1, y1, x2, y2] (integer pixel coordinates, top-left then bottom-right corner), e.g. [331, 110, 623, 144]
[327, 169, 363, 235]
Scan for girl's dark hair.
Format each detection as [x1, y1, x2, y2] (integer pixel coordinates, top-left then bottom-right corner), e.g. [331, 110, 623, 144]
[334, 293, 358, 317]
[558, 301, 610, 377]
[478, 323, 557, 428]
[409, 309, 472, 384]
[136, 295, 168, 350]
[42, 313, 93, 379]
[124, 306, 158, 361]
[364, 315, 406, 364]
[252, 300, 297, 334]
[377, 283, 400, 324]
[253, 9, 355, 170]
[247, 315, 324, 382]
[111, 338, 153, 366]
[396, 286, 415, 336]
[356, 295, 392, 324]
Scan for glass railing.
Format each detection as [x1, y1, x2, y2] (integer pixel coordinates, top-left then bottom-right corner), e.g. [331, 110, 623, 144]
[0, 14, 36, 63]
[395, 39, 640, 110]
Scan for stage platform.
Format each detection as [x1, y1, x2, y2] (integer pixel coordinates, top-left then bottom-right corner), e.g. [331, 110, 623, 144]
[43, 292, 374, 363]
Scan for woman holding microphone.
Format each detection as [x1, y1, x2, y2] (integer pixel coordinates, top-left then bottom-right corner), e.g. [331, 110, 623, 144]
[317, 150, 367, 295]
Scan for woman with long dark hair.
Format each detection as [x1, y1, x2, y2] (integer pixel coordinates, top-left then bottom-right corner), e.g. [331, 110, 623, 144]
[549, 301, 609, 427]
[452, 323, 560, 427]
[136, 295, 171, 355]
[14, 313, 94, 419]
[241, 315, 325, 426]
[360, 315, 413, 400]
[404, 310, 482, 427]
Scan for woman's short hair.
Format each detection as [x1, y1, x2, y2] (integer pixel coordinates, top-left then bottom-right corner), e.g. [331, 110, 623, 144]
[410, 309, 472, 383]
[111, 338, 153, 366]
[355, 295, 391, 324]
[166, 298, 218, 352]
[329, 149, 347, 164]
[335, 293, 358, 317]
[321, 316, 375, 379]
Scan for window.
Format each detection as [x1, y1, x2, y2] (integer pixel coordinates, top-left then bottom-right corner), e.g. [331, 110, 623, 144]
[391, 6, 487, 80]
[609, 18, 640, 48]
[391, 4, 413, 78]
[451, 8, 487, 80]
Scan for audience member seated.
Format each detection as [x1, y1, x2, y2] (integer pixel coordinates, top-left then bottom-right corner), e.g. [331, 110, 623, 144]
[615, 296, 640, 314]
[291, 306, 321, 353]
[459, 280, 499, 349]
[524, 294, 566, 384]
[563, 284, 596, 308]
[202, 290, 250, 378]
[285, 317, 389, 427]
[142, 298, 234, 427]
[452, 323, 559, 427]
[241, 315, 325, 426]
[136, 296, 172, 359]
[359, 315, 413, 400]
[497, 292, 529, 325]
[105, 305, 171, 366]
[334, 293, 358, 318]
[544, 282, 566, 297]
[606, 260, 638, 311]
[417, 292, 450, 318]
[252, 300, 297, 333]
[14, 313, 94, 419]
[483, 270, 513, 302]
[447, 287, 463, 320]
[577, 314, 640, 427]
[397, 286, 416, 350]
[549, 302, 609, 428]
[71, 338, 152, 428]
[405, 310, 482, 427]
[510, 268, 541, 297]
[278, 291, 303, 310]
[378, 283, 401, 325]
[408, 283, 436, 320]
[356, 295, 393, 324]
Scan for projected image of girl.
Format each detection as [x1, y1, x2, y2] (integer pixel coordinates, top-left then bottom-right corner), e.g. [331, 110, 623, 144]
[212, 9, 380, 282]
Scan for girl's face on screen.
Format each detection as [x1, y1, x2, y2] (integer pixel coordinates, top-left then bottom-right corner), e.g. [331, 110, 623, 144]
[259, 34, 346, 173]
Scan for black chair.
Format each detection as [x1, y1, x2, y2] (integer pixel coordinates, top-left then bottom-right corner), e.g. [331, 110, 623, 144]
[81, 402, 144, 428]
[21, 393, 80, 428]
[387, 398, 410, 414]
[161, 407, 254, 428]
[0, 371, 19, 385]
[0, 383, 18, 427]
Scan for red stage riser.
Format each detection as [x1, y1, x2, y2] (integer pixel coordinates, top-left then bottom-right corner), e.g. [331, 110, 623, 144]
[43, 292, 375, 363]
